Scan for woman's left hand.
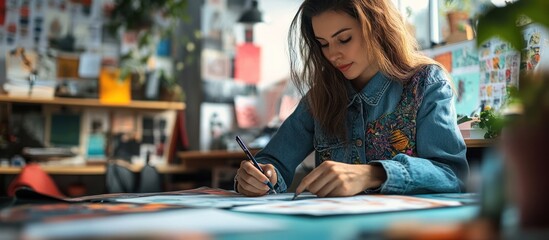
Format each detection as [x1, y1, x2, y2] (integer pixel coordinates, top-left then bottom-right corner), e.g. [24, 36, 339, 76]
[294, 160, 387, 197]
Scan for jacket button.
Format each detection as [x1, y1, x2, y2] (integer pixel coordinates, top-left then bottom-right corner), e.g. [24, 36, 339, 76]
[355, 139, 363, 147]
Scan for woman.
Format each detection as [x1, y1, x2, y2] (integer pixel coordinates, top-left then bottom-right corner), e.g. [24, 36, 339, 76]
[235, 0, 468, 197]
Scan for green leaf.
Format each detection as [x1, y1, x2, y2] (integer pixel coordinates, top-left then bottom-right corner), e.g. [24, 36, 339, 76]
[477, 0, 549, 50]
[476, 4, 523, 50]
[520, 0, 549, 27]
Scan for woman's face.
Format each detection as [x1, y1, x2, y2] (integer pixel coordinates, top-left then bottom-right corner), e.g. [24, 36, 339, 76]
[312, 10, 378, 89]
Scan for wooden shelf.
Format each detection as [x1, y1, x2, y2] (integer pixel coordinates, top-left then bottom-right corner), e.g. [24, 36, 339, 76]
[0, 95, 185, 111]
[178, 149, 259, 161]
[0, 164, 190, 175]
[177, 139, 494, 167]
[177, 149, 260, 169]
[464, 138, 496, 148]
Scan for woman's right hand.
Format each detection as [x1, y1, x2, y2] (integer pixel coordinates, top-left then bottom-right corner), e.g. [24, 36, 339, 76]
[236, 160, 277, 197]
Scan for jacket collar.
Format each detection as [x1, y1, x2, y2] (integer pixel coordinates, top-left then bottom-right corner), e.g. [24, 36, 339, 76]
[346, 71, 392, 106]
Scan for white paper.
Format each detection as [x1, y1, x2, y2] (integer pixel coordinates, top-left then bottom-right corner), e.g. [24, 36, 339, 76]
[115, 193, 311, 208]
[78, 52, 102, 78]
[232, 195, 462, 216]
[115, 193, 462, 216]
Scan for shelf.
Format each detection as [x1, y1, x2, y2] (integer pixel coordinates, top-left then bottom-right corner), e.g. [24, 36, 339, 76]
[0, 164, 190, 175]
[178, 149, 259, 160]
[464, 138, 496, 148]
[177, 149, 260, 169]
[0, 95, 185, 111]
[1, 141, 492, 175]
[177, 139, 493, 167]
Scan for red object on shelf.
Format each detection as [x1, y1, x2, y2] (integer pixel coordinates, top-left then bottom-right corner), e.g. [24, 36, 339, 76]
[235, 43, 261, 85]
[168, 110, 189, 163]
[8, 163, 64, 198]
[0, 0, 6, 26]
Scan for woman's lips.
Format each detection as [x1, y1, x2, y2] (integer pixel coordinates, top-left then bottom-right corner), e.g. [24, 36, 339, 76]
[337, 63, 352, 72]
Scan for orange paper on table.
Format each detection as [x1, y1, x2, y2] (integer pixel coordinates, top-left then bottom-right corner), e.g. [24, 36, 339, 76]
[99, 68, 131, 104]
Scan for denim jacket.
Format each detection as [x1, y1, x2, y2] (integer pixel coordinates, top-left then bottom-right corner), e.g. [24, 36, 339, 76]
[254, 65, 469, 194]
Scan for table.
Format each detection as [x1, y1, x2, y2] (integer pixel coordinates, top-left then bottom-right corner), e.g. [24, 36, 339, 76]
[0, 193, 481, 240]
[221, 205, 479, 240]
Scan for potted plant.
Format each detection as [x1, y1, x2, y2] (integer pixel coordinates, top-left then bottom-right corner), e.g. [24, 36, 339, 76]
[104, 0, 189, 100]
[477, 0, 549, 230]
[477, 106, 504, 139]
[443, 0, 474, 25]
[441, 0, 474, 39]
[159, 70, 185, 102]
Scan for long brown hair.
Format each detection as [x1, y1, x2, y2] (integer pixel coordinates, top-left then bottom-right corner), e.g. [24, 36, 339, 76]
[288, 0, 442, 140]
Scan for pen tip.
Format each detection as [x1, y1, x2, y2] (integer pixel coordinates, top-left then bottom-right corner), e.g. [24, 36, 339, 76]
[291, 193, 298, 200]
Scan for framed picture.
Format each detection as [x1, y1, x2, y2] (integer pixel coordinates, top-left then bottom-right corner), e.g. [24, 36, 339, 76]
[199, 102, 235, 151]
[201, 0, 227, 49]
[82, 109, 110, 161]
[201, 48, 231, 81]
[110, 110, 139, 161]
[135, 110, 177, 165]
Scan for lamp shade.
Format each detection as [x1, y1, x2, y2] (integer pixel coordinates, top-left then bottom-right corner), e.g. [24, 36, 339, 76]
[238, 0, 264, 24]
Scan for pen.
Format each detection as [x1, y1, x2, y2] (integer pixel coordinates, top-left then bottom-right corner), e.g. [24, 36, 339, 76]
[291, 193, 299, 200]
[235, 135, 277, 194]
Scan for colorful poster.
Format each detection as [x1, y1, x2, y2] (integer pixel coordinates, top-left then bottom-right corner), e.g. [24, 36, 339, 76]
[522, 24, 549, 72]
[478, 38, 520, 111]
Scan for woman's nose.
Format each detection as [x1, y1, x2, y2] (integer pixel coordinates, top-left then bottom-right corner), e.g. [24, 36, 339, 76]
[327, 47, 341, 63]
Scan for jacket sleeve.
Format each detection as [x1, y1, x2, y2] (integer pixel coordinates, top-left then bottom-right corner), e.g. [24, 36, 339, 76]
[253, 99, 316, 193]
[370, 69, 469, 194]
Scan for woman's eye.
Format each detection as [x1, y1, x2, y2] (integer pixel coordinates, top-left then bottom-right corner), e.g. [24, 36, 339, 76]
[340, 37, 352, 44]
[319, 42, 328, 48]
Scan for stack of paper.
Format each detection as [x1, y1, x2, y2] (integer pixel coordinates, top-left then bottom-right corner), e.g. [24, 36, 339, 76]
[4, 78, 56, 99]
